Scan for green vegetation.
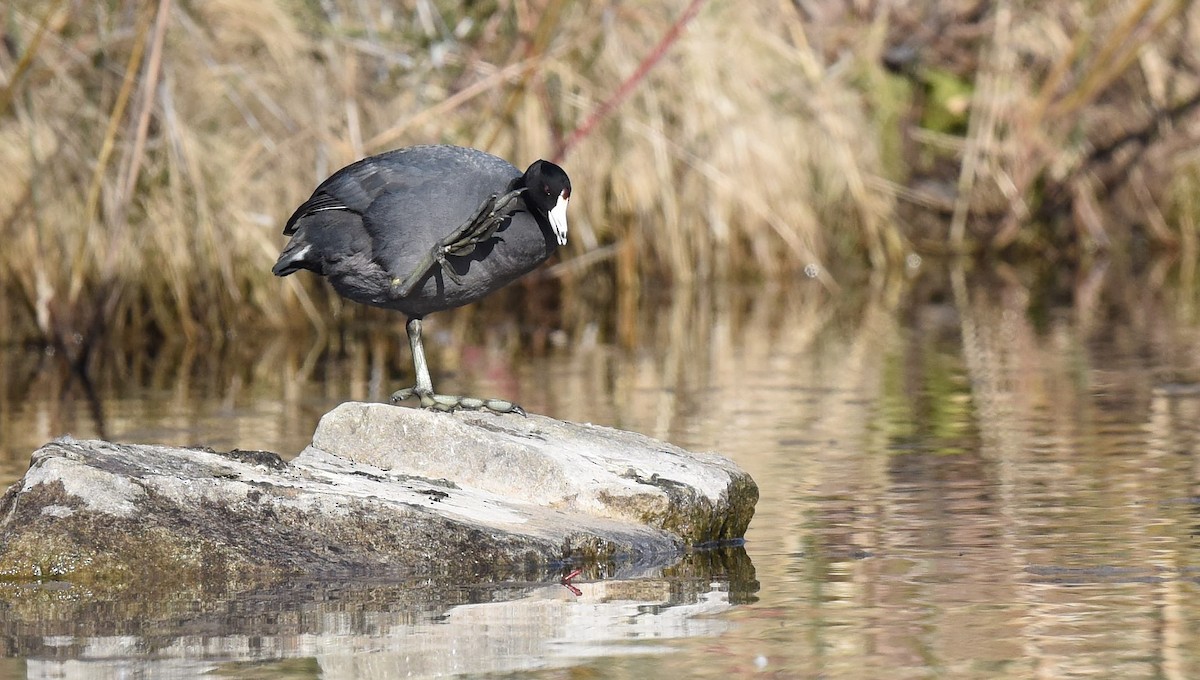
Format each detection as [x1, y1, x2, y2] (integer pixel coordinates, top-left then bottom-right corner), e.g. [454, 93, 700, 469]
[1, 0, 1197, 346]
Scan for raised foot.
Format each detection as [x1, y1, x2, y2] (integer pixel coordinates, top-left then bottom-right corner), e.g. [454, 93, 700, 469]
[390, 387, 526, 416]
[391, 188, 526, 298]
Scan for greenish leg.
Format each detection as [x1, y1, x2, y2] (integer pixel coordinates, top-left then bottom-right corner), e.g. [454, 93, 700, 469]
[389, 317, 527, 416]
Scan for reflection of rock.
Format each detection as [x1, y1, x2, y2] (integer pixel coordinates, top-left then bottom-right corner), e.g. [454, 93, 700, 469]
[0, 403, 757, 585]
[317, 580, 737, 678]
[14, 575, 743, 678]
[663, 546, 760, 605]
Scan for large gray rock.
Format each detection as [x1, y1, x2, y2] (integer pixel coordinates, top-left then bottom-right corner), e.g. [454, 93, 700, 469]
[0, 403, 757, 584]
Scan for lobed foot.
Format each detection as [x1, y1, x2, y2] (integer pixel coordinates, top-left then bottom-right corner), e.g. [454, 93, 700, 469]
[391, 189, 526, 298]
[390, 387, 526, 416]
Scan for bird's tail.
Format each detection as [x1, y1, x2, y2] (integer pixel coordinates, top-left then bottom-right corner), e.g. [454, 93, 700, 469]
[272, 241, 317, 277]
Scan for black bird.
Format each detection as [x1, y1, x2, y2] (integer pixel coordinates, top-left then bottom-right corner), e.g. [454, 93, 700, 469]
[272, 144, 571, 415]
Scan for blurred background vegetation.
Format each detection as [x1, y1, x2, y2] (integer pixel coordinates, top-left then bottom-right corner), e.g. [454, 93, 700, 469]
[1, 0, 1198, 356]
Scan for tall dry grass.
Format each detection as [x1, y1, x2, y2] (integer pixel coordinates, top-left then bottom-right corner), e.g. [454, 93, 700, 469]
[0, 0, 895, 346]
[0, 0, 1198, 347]
[878, 0, 1200, 255]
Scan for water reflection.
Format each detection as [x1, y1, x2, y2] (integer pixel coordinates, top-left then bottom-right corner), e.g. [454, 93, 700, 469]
[2, 259, 1200, 678]
[4, 549, 754, 679]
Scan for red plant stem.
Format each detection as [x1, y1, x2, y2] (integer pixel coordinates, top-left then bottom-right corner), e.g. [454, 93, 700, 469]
[552, 0, 706, 162]
[560, 568, 583, 596]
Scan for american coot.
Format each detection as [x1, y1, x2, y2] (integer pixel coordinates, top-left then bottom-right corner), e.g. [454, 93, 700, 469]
[272, 144, 571, 415]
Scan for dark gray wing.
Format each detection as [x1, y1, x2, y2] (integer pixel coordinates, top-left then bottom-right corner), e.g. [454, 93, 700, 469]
[283, 157, 420, 235]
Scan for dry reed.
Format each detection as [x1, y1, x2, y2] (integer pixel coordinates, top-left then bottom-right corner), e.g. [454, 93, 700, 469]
[0, 0, 1197, 347]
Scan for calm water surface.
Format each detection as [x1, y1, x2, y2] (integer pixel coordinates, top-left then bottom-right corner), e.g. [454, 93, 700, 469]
[1, 264, 1199, 678]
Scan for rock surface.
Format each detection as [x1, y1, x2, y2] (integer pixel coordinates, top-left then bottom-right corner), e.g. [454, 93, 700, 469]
[0, 403, 757, 584]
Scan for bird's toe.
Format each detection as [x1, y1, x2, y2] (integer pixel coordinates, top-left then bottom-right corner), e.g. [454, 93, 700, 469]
[389, 388, 524, 416]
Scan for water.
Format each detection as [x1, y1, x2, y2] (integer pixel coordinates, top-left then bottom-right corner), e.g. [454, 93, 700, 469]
[2, 263, 1199, 678]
